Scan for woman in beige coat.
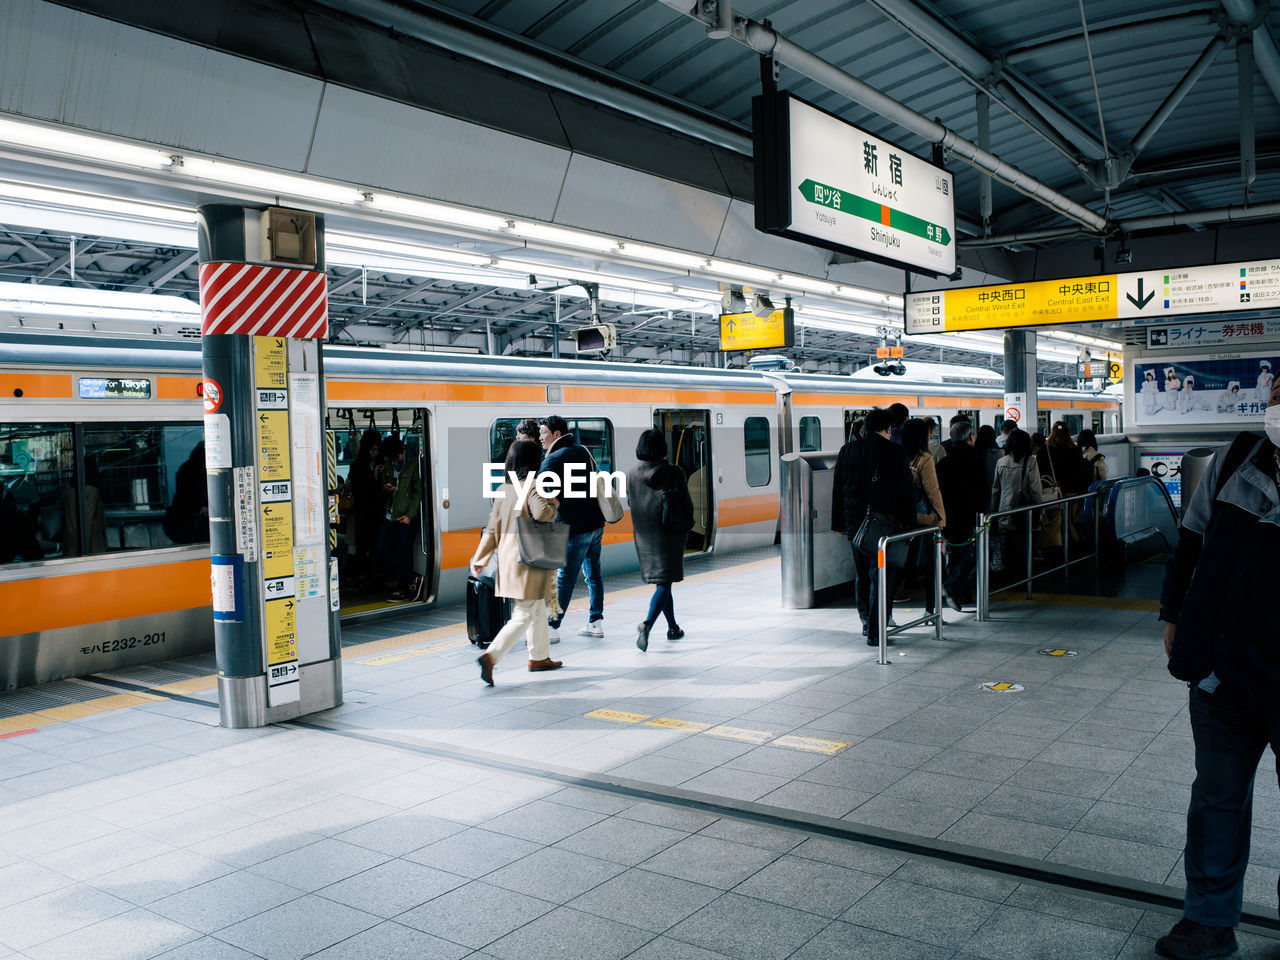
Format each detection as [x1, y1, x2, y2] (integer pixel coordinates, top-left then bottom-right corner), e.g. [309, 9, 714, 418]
[902, 419, 946, 611]
[469, 439, 562, 685]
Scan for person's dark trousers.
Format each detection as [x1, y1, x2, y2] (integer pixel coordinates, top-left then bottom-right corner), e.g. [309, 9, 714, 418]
[550, 526, 604, 629]
[377, 519, 417, 589]
[944, 541, 976, 600]
[645, 582, 675, 628]
[851, 541, 871, 629]
[1183, 681, 1280, 927]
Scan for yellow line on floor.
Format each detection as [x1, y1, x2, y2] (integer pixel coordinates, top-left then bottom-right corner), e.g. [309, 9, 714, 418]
[0, 691, 163, 735]
[991, 590, 1160, 612]
[585, 707, 850, 756]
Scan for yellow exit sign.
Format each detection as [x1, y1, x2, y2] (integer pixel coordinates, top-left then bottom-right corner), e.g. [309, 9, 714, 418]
[719, 308, 795, 352]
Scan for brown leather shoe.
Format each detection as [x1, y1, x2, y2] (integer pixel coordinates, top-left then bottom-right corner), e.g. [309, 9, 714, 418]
[477, 653, 495, 686]
[528, 658, 563, 671]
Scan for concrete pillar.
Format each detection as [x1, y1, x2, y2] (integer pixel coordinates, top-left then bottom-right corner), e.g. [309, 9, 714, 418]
[198, 203, 342, 728]
[1003, 330, 1038, 434]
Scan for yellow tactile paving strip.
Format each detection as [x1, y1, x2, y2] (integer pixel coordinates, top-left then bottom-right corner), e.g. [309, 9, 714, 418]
[0, 691, 162, 737]
[584, 706, 852, 756]
[991, 589, 1160, 612]
[1, 557, 783, 735]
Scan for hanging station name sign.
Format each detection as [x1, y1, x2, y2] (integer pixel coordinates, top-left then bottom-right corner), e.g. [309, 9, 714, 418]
[906, 258, 1280, 335]
[753, 93, 955, 276]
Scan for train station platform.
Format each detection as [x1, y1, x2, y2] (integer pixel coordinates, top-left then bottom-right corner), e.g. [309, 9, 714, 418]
[2, 550, 1279, 960]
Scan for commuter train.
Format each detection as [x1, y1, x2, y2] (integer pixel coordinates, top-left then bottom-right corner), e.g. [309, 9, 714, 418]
[0, 333, 1120, 688]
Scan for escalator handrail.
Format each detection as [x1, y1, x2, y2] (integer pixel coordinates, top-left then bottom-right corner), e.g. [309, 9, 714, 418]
[1102, 475, 1181, 544]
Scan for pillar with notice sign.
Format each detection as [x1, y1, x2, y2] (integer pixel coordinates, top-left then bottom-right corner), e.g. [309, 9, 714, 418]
[198, 203, 342, 728]
[1003, 330, 1038, 436]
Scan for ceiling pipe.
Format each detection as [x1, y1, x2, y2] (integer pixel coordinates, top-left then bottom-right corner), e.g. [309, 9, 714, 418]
[687, 12, 1109, 231]
[959, 226, 1090, 248]
[1221, 0, 1280, 107]
[308, 0, 753, 155]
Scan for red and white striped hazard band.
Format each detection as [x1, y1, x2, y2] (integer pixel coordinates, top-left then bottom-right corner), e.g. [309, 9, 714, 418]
[199, 261, 328, 339]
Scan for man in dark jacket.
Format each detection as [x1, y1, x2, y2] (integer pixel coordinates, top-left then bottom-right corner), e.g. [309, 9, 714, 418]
[936, 421, 985, 609]
[540, 415, 607, 641]
[1155, 379, 1280, 960]
[832, 407, 916, 644]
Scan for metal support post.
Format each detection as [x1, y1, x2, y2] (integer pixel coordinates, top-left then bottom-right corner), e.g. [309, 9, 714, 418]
[1025, 518, 1034, 600]
[976, 513, 989, 622]
[877, 547, 889, 666]
[1003, 330, 1038, 433]
[934, 530, 944, 642]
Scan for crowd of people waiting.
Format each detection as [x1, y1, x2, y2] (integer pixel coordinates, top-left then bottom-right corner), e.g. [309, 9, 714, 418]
[834, 402, 1109, 643]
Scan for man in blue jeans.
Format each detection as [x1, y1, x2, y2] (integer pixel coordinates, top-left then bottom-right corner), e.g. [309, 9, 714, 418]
[1158, 380, 1280, 959]
[539, 416, 606, 642]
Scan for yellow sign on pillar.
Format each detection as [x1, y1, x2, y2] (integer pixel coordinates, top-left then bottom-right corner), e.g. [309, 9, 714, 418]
[256, 411, 290, 481]
[254, 336, 287, 389]
[263, 597, 297, 665]
[719, 308, 795, 352]
[260, 501, 294, 579]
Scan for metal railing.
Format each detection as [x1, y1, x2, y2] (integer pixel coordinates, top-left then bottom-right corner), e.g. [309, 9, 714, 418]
[875, 527, 945, 665]
[975, 490, 1102, 621]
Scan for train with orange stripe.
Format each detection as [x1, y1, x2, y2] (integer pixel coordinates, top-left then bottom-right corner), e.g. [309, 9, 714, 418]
[0, 333, 1119, 688]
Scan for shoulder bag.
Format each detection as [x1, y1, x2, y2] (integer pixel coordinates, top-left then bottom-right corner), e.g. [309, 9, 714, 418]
[852, 468, 910, 568]
[586, 451, 625, 523]
[514, 501, 570, 570]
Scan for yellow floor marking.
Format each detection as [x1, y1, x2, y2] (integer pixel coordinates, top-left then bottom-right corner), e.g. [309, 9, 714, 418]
[772, 734, 851, 755]
[1047, 649, 1068, 656]
[357, 636, 469, 666]
[989, 682, 1014, 691]
[991, 590, 1159, 612]
[0, 691, 163, 734]
[585, 708, 651, 723]
[705, 725, 775, 744]
[645, 717, 711, 732]
[153, 676, 220, 695]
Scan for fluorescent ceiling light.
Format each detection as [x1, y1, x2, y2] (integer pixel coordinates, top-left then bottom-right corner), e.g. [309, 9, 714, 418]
[705, 260, 780, 287]
[0, 116, 173, 170]
[508, 221, 620, 253]
[0, 280, 198, 323]
[326, 232, 491, 266]
[616, 242, 708, 270]
[597, 287, 714, 312]
[0, 181, 196, 223]
[367, 194, 509, 232]
[0, 200, 197, 249]
[178, 157, 364, 206]
[325, 250, 528, 290]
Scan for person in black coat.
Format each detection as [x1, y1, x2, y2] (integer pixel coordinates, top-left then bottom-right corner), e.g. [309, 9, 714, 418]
[539, 415, 607, 640]
[936, 421, 987, 609]
[832, 407, 916, 644]
[627, 429, 695, 652]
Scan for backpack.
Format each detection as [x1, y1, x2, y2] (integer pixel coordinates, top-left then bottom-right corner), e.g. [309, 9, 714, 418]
[660, 483, 694, 532]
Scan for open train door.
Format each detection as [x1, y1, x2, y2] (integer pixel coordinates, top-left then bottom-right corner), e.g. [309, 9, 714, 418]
[328, 406, 435, 616]
[652, 409, 713, 554]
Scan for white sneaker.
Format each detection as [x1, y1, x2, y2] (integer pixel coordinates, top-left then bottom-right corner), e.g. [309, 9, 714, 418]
[578, 620, 604, 638]
[547, 626, 560, 644]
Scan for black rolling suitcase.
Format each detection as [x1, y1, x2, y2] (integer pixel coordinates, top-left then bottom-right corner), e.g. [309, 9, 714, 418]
[467, 576, 511, 649]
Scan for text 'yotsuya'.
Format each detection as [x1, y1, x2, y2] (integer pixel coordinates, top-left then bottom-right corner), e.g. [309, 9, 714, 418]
[482, 463, 626, 510]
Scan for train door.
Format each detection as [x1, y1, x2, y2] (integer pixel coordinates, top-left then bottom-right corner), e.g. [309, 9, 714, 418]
[329, 406, 434, 615]
[653, 409, 713, 553]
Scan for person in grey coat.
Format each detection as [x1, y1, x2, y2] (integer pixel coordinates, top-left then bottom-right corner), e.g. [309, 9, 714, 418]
[627, 429, 695, 652]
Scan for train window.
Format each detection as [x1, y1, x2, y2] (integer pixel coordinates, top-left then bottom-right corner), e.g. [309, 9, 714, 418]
[0, 423, 74, 564]
[744, 416, 771, 487]
[799, 416, 822, 452]
[489, 418, 614, 472]
[83, 423, 208, 554]
[844, 409, 871, 442]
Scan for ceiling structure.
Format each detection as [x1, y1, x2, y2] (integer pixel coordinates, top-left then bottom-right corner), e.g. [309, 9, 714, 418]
[3, 0, 1277, 385]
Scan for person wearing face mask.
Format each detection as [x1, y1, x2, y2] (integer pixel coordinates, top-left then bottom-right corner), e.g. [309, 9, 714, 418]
[1155, 379, 1280, 960]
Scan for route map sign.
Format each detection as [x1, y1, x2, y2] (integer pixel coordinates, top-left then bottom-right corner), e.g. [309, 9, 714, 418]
[906, 258, 1280, 335]
[719, 307, 795, 352]
[754, 93, 955, 276]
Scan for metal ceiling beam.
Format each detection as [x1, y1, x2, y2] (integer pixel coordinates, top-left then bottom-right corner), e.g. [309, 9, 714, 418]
[861, 0, 1107, 164]
[308, 0, 752, 154]
[1119, 35, 1229, 179]
[662, 3, 1108, 232]
[124, 251, 198, 293]
[1221, 0, 1280, 107]
[1004, 10, 1220, 66]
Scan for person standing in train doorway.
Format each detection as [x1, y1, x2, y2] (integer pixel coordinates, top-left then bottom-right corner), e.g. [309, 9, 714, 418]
[1156, 377, 1280, 960]
[378, 436, 423, 602]
[539, 415, 606, 642]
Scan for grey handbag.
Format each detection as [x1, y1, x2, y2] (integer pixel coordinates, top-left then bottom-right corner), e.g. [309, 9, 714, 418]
[515, 514, 569, 570]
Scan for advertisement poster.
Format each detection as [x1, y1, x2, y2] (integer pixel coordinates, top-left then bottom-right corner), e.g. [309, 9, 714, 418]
[1131, 350, 1276, 426]
[1138, 452, 1184, 508]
